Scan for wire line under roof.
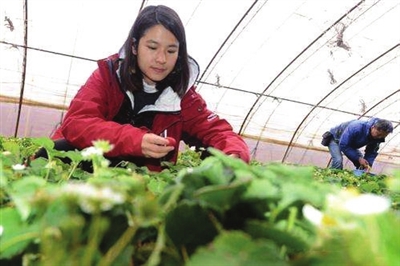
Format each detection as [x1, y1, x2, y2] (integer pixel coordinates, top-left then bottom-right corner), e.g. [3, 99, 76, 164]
[238, 0, 365, 135]
[1, 0, 399, 173]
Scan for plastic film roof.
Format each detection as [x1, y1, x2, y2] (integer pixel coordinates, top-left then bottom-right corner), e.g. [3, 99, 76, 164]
[1, 0, 399, 172]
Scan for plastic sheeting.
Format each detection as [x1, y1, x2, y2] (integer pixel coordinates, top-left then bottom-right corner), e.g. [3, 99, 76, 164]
[1, 0, 399, 172]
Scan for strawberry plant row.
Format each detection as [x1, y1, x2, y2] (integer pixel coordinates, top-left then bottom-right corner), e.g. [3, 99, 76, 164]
[0, 136, 399, 265]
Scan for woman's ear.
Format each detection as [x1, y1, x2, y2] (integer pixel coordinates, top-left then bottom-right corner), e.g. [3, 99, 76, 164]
[132, 46, 137, 55]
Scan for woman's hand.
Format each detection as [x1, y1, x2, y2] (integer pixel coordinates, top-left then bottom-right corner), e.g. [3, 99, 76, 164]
[141, 133, 175, 158]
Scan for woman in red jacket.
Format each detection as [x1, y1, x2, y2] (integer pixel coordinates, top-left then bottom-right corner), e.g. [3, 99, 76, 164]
[48, 5, 250, 172]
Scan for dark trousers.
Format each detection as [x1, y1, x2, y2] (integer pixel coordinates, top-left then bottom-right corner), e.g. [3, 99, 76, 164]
[34, 139, 94, 172]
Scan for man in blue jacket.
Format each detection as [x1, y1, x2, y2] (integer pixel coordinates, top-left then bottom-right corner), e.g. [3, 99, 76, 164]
[325, 118, 393, 172]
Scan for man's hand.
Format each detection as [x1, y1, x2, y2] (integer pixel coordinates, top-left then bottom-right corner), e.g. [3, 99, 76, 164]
[141, 133, 175, 159]
[358, 158, 371, 173]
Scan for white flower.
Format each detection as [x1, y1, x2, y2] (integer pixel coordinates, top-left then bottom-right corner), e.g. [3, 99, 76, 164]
[327, 191, 391, 216]
[100, 159, 110, 168]
[62, 183, 125, 213]
[81, 146, 104, 158]
[303, 190, 391, 230]
[0, 225, 3, 236]
[98, 187, 124, 211]
[12, 164, 26, 171]
[79, 198, 96, 213]
[343, 194, 391, 215]
[303, 204, 323, 226]
[187, 168, 194, 173]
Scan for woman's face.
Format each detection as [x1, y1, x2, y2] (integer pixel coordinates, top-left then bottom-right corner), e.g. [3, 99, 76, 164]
[134, 24, 179, 85]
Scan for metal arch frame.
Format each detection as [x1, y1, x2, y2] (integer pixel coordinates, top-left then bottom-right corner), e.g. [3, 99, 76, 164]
[13, 0, 28, 137]
[281, 44, 400, 163]
[198, 0, 260, 83]
[236, 1, 365, 136]
[325, 93, 400, 169]
[192, 0, 399, 165]
[11, 0, 363, 137]
[11, 0, 398, 152]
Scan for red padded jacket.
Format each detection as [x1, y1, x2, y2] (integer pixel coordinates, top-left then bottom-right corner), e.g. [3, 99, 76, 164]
[53, 54, 250, 171]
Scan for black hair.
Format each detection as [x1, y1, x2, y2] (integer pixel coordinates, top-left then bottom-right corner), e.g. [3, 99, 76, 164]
[374, 119, 393, 133]
[119, 5, 190, 98]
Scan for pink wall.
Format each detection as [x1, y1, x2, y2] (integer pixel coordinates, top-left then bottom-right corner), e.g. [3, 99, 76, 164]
[1, 103, 398, 175]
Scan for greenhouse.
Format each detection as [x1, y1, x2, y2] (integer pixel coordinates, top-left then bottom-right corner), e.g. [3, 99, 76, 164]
[1, 0, 399, 265]
[1, 0, 399, 173]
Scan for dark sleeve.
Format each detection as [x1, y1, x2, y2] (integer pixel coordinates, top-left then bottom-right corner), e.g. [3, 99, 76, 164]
[364, 142, 379, 166]
[181, 88, 250, 162]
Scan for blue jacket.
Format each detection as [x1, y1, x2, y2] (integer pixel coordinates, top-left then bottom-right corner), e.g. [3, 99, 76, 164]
[329, 118, 385, 167]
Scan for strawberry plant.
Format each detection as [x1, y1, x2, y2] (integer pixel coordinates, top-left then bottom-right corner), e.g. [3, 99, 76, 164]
[0, 136, 399, 265]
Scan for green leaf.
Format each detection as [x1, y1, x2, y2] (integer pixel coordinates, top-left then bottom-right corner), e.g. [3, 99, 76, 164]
[386, 172, 400, 193]
[297, 212, 400, 266]
[147, 178, 168, 195]
[244, 220, 313, 253]
[164, 201, 218, 252]
[30, 137, 55, 153]
[359, 181, 380, 193]
[0, 207, 39, 259]
[175, 169, 208, 199]
[8, 176, 46, 221]
[278, 182, 327, 211]
[250, 164, 275, 177]
[207, 148, 250, 171]
[157, 183, 184, 207]
[193, 179, 250, 213]
[242, 178, 280, 200]
[198, 157, 233, 185]
[187, 231, 288, 266]
[54, 150, 83, 163]
[2, 142, 21, 159]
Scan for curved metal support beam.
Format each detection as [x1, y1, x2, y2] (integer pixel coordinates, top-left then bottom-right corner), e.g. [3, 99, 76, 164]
[198, 0, 259, 83]
[238, 1, 365, 135]
[281, 43, 400, 163]
[14, 0, 28, 137]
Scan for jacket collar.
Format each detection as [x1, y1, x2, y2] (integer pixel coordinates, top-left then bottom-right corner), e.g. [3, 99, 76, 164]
[117, 50, 199, 113]
[139, 57, 199, 113]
